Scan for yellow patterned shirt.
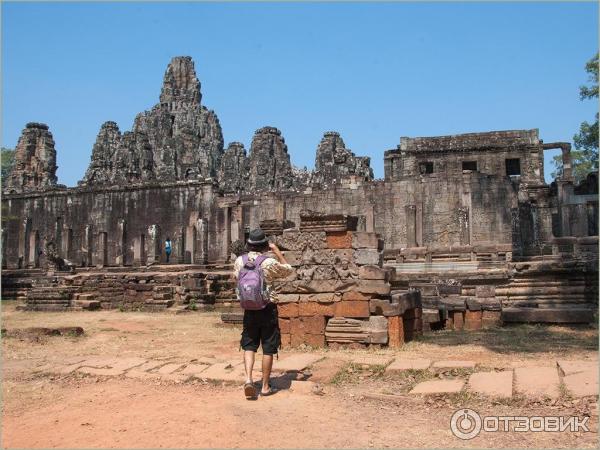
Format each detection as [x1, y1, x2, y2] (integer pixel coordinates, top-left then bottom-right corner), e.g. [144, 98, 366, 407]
[233, 252, 293, 304]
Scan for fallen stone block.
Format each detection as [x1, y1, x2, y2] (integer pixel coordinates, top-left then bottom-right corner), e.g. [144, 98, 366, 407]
[334, 301, 370, 318]
[432, 360, 476, 370]
[556, 360, 599, 376]
[156, 363, 185, 374]
[275, 354, 324, 372]
[563, 370, 598, 397]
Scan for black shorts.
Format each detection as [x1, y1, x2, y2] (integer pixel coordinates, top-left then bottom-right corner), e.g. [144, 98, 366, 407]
[240, 303, 280, 355]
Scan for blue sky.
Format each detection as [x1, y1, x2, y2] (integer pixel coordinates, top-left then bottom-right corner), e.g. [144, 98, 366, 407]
[2, 1, 598, 186]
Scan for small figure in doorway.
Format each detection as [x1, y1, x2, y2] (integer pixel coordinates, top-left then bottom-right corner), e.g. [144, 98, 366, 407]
[165, 237, 172, 263]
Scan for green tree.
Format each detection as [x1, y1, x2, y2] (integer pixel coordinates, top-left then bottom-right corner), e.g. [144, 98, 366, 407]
[551, 52, 599, 182]
[1, 147, 16, 188]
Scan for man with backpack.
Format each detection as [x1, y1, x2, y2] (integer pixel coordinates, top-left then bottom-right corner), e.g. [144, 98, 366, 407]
[233, 228, 292, 399]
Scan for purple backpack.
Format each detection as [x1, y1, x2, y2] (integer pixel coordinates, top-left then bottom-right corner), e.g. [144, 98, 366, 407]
[237, 254, 270, 310]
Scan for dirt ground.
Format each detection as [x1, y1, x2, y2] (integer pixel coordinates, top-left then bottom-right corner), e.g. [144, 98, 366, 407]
[2, 301, 598, 449]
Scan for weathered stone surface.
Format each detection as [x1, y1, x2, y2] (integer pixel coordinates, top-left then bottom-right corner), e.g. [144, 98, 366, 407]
[5, 123, 58, 193]
[514, 367, 560, 398]
[563, 370, 598, 397]
[275, 354, 323, 372]
[556, 360, 598, 376]
[218, 142, 248, 192]
[334, 301, 370, 318]
[353, 249, 382, 266]
[80, 56, 224, 186]
[358, 265, 388, 280]
[248, 127, 296, 191]
[468, 371, 513, 398]
[291, 316, 326, 335]
[273, 232, 327, 252]
[386, 358, 431, 372]
[312, 131, 373, 186]
[432, 360, 476, 369]
[387, 315, 405, 348]
[410, 379, 465, 394]
[351, 232, 381, 249]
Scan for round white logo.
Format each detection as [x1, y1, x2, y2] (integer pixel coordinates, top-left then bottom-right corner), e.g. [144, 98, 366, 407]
[450, 408, 482, 440]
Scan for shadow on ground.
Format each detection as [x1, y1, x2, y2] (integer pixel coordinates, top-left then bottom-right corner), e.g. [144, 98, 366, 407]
[417, 323, 598, 354]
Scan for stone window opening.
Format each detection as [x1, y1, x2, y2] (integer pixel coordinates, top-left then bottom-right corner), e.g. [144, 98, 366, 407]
[419, 161, 434, 174]
[462, 160, 477, 171]
[505, 158, 521, 176]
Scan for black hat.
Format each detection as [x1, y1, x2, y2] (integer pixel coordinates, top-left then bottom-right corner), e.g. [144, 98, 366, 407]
[247, 228, 268, 245]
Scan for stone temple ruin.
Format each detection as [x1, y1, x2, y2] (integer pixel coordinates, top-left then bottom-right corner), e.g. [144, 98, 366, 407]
[1, 56, 598, 347]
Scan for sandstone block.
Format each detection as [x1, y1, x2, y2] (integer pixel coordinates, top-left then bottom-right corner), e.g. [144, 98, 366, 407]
[475, 285, 496, 298]
[356, 280, 391, 295]
[334, 301, 370, 318]
[298, 293, 342, 303]
[351, 232, 381, 249]
[482, 310, 502, 328]
[386, 359, 431, 372]
[299, 301, 334, 317]
[464, 310, 482, 330]
[367, 316, 388, 344]
[353, 249, 382, 266]
[468, 371, 513, 398]
[281, 251, 302, 267]
[278, 302, 299, 318]
[278, 318, 291, 334]
[303, 333, 326, 348]
[514, 367, 560, 399]
[326, 231, 352, 249]
[563, 370, 598, 397]
[291, 316, 326, 335]
[280, 333, 291, 348]
[275, 231, 327, 251]
[358, 265, 388, 280]
[388, 315, 404, 347]
[410, 379, 464, 394]
[452, 311, 465, 330]
[278, 294, 300, 304]
[342, 291, 372, 301]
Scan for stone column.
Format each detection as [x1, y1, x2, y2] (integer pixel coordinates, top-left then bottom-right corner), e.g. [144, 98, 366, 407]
[98, 232, 108, 267]
[146, 224, 161, 264]
[55, 217, 63, 258]
[231, 205, 243, 242]
[177, 227, 185, 263]
[28, 230, 40, 268]
[405, 205, 417, 248]
[116, 219, 127, 266]
[1, 228, 7, 269]
[185, 225, 196, 264]
[197, 218, 209, 264]
[221, 207, 232, 262]
[19, 217, 32, 269]
[458, 207, 470, 245]
[84, 225, 93, 267]
[62, 227, 73, 261]
[365, 203, 375, 233]
[561, 144, 573, 182]
[133, 234, 145, 266]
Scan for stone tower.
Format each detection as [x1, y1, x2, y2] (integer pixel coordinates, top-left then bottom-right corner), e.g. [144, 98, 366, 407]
[313, 131, 373, 185]
[5, 122, 58, 192]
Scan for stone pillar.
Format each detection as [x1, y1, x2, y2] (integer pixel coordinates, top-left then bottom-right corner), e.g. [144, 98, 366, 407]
[116, 219, 127, 266]
[28, 230, 40, 268]
[197, 218, 209, 264]
[1, 228, 7, 269]
[222, 207, 232, 262]
[177, 227, 185, 263]
[405, 205, 417, 247]
[98, 232, 108, 267]
[55, 217, 63, 258]
[185, 225, 196, 264]
[146, 224, 161, 264]
[19, 217, 32, 269]
[133, 234, 145, 266]
[415, 202, 423, 247]
[84, 225, 93, 267]
[365, 203, 375, 233]
[231, 205, 243, 242]
[62, 227, 73, 261]
[458, 207, 470, 245]
[561, 144, 573, 182]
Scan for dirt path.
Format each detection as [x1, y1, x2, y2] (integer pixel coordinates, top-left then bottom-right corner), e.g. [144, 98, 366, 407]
[2, 303, 598, 448]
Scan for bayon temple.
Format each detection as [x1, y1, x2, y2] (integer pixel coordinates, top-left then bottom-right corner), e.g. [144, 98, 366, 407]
[2, 56, 598, 346]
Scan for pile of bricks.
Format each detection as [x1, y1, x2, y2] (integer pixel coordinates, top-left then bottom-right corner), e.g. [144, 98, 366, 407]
[267, 214, 423, 348]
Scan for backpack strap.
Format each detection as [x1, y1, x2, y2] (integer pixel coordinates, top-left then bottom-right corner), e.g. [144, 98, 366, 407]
[241, 254, 249, 265]
[254, 254, 268, 267]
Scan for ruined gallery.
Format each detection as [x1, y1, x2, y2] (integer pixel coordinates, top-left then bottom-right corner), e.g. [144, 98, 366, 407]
[2, 56, 598, 346]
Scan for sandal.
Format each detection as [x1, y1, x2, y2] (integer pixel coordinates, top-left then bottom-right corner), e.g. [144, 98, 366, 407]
[260, 386, 279, 396]
[244, 382, 257, 399]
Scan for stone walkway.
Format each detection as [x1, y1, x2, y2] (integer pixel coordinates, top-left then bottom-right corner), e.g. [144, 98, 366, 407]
[33, 354, 598, 400]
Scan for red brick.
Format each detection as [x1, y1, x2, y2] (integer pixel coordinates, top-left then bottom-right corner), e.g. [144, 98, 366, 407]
[278, 302, 299, 318]
[299, 301, 334, 317]
[326, 231, 352, 249]
[388, 315, 405, 348]
[464, 310, 482, 330]
[280, 333, 291, 348]
[278, 318, 290, 334]
[341, 290, 372, 301]
[304, 334, 325, 348]
[452, 311, 465, 330]
[334, 301, 370, 318]
[290, 316, 326, 335]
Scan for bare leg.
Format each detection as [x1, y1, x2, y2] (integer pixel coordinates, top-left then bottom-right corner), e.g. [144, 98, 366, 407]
[261, 354, 274, 393]
[244, 350, 255, 384]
